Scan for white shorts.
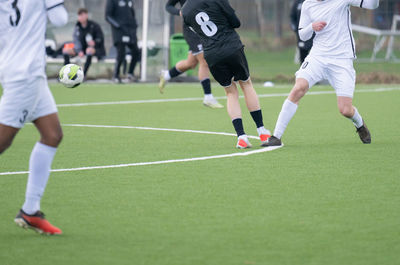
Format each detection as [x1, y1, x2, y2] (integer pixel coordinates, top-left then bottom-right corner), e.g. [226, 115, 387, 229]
[0, 76, 57, 128]
[295, 56, 356, 98]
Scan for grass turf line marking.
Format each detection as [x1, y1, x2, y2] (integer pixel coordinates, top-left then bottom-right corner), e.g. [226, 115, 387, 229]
[0, 125, 283, 176]
[56, 87, 400, 108]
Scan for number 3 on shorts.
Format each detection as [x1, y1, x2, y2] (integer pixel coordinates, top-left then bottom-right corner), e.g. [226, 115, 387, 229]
[195, 12, 218, 37]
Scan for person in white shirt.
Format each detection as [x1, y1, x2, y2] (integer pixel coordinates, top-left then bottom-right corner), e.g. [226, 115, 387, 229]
[265, 0, 379, 147]
[0, 0, 68, 235]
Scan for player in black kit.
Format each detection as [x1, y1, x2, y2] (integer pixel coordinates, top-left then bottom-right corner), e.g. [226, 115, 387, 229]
[290, 0, 314, 63]
[181, 0, 271, 148]
[159, 0, 223, 109]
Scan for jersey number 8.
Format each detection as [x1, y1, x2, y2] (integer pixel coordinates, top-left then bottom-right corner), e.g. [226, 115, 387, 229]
[195, 12, 217, 37]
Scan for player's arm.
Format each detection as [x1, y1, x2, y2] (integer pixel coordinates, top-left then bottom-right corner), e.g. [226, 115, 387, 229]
[46, 0, 68, 27]
[298, 5, 314, 41]
[105, 0, 120, 29]
[348, 0, 379, 9]
[166, 0, 180, 16]
[219, 0, 241, 28]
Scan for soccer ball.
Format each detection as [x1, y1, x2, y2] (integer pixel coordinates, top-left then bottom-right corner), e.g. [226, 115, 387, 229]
[59, 64, 84, 88]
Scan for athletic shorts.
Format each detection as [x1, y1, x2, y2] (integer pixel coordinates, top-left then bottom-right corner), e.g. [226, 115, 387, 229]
[295, 55, 356, 98]
[183, 26, 203, 55]
[209, 47, 250, 87]
[0, 76, 58, 129]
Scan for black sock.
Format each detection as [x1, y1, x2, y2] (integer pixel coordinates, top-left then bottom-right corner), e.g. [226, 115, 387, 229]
[201, 78, 212, 95]
[232, 118, 245, 137]
[63, 54, 70, 65]
[84, 55, 92, 76]
[250, 110, 264, 128]
[169, 66, 182, 79]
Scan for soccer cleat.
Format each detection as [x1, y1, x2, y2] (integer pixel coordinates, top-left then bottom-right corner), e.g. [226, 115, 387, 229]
[257, 127, 271, 145]
[14, 209, 62, 235]
[203, 98, 224, 109]
[159, 71, 167, 94]
[127, 74, 138, 83]
[261, 135, 282, 147]
[236, 135, 252, 149]
[356, 120, 371, 144]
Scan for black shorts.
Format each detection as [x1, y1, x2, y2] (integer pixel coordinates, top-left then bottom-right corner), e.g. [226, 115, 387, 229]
[183, 26, 203, 55]
[209, 47, 250, 87]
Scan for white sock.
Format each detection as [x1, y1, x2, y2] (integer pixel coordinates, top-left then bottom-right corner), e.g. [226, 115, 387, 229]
[22, 142, 57, 215]
[273, 99, 298, 139]
[204, 94, 214, 101]
[350, 107, 363, 128]
[163, 70, 171, 81]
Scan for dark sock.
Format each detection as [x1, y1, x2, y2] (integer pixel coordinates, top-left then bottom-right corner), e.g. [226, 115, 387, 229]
[169, 66, 182, 79]
[250, 110, 264, 128]
[63, 54, 70, 65]
[84, 55, 92, 76]
[232, 118, 245, 137]
[201, 78, 212, 95]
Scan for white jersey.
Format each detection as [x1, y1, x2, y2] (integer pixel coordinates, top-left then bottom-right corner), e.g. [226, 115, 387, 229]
[299, 0, 366, 59]
[0, 0, 64, 84]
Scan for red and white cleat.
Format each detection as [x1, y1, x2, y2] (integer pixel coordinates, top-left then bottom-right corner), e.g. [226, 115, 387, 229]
[14, 209, 62, 235]
[236, 135, 252, 149]
[258, 127, 271, 145]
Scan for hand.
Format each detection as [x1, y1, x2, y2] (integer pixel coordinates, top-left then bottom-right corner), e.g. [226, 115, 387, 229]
[88, 40, 95, 47]
[78, 51, 85, 57]
[312, 21, 327, 32]
[179, 10, 182, 17]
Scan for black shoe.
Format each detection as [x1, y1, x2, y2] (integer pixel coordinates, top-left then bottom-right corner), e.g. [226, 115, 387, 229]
[356, 120, 371, 144]
[261, 135, 282, 147]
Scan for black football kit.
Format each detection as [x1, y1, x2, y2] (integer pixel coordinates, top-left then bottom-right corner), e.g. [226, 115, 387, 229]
[182, 0, 249, 87]
[166, 0, 204, 54]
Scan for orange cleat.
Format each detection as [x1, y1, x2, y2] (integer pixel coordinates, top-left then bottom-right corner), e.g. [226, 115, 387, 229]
[14, 210, 62, 235]
[258, 127, 271, 145]
[236, 135, 252, 149]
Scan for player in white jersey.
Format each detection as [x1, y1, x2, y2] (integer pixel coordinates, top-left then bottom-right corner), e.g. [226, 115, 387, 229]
[265, 0, 379, 147]
[0, 0, 68, 235]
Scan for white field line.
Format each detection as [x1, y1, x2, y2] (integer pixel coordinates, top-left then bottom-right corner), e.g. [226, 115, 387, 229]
[56, 87, 400, 108]
[0, 125, 283, 176]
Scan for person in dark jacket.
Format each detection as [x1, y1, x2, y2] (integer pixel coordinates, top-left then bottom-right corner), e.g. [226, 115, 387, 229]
[290, 0, 314, 63]
[105, 0, 140, 83]
[63, 8, 106, 76]
[159, 0, 223, 109]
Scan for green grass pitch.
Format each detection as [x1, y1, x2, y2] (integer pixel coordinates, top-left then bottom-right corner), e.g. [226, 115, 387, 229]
[0, 82, 399, 265]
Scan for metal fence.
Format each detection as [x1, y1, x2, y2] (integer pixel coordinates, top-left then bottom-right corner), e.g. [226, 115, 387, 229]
[47, 0, 400, 79]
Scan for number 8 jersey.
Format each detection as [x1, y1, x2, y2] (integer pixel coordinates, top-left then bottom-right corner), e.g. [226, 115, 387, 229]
[0, 0, 64, 84]
[181, 0, 243, 67]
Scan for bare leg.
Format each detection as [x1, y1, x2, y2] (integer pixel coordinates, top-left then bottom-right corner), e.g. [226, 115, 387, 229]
[238, 79, 260, 112]
[0, 124, 19, 154]
[195, 52, 210, 81]
[176, 52, 198, 73]
[224, 82, 242, 120]
[33, 113, 63, 147]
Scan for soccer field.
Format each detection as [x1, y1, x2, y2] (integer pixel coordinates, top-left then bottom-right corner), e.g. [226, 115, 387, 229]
[1, 82, 399, 265]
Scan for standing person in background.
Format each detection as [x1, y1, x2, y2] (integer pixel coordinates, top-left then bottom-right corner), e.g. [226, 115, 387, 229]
[0, 0, 68, 235]
[105, 0, 140, 83]
[159, 0, 223, 109]
[63, 8, 106, 77]
[290, 0, 314, 64]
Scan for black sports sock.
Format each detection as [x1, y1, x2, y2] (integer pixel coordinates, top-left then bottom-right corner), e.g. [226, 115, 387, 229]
[63, 54, 70, 65]
[169, 66, 182, 79]
[84, 55, 92, 76]
[232, 118, 245, 137]
[201, 78, 212, 95]
[250, 110, 264, 128]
